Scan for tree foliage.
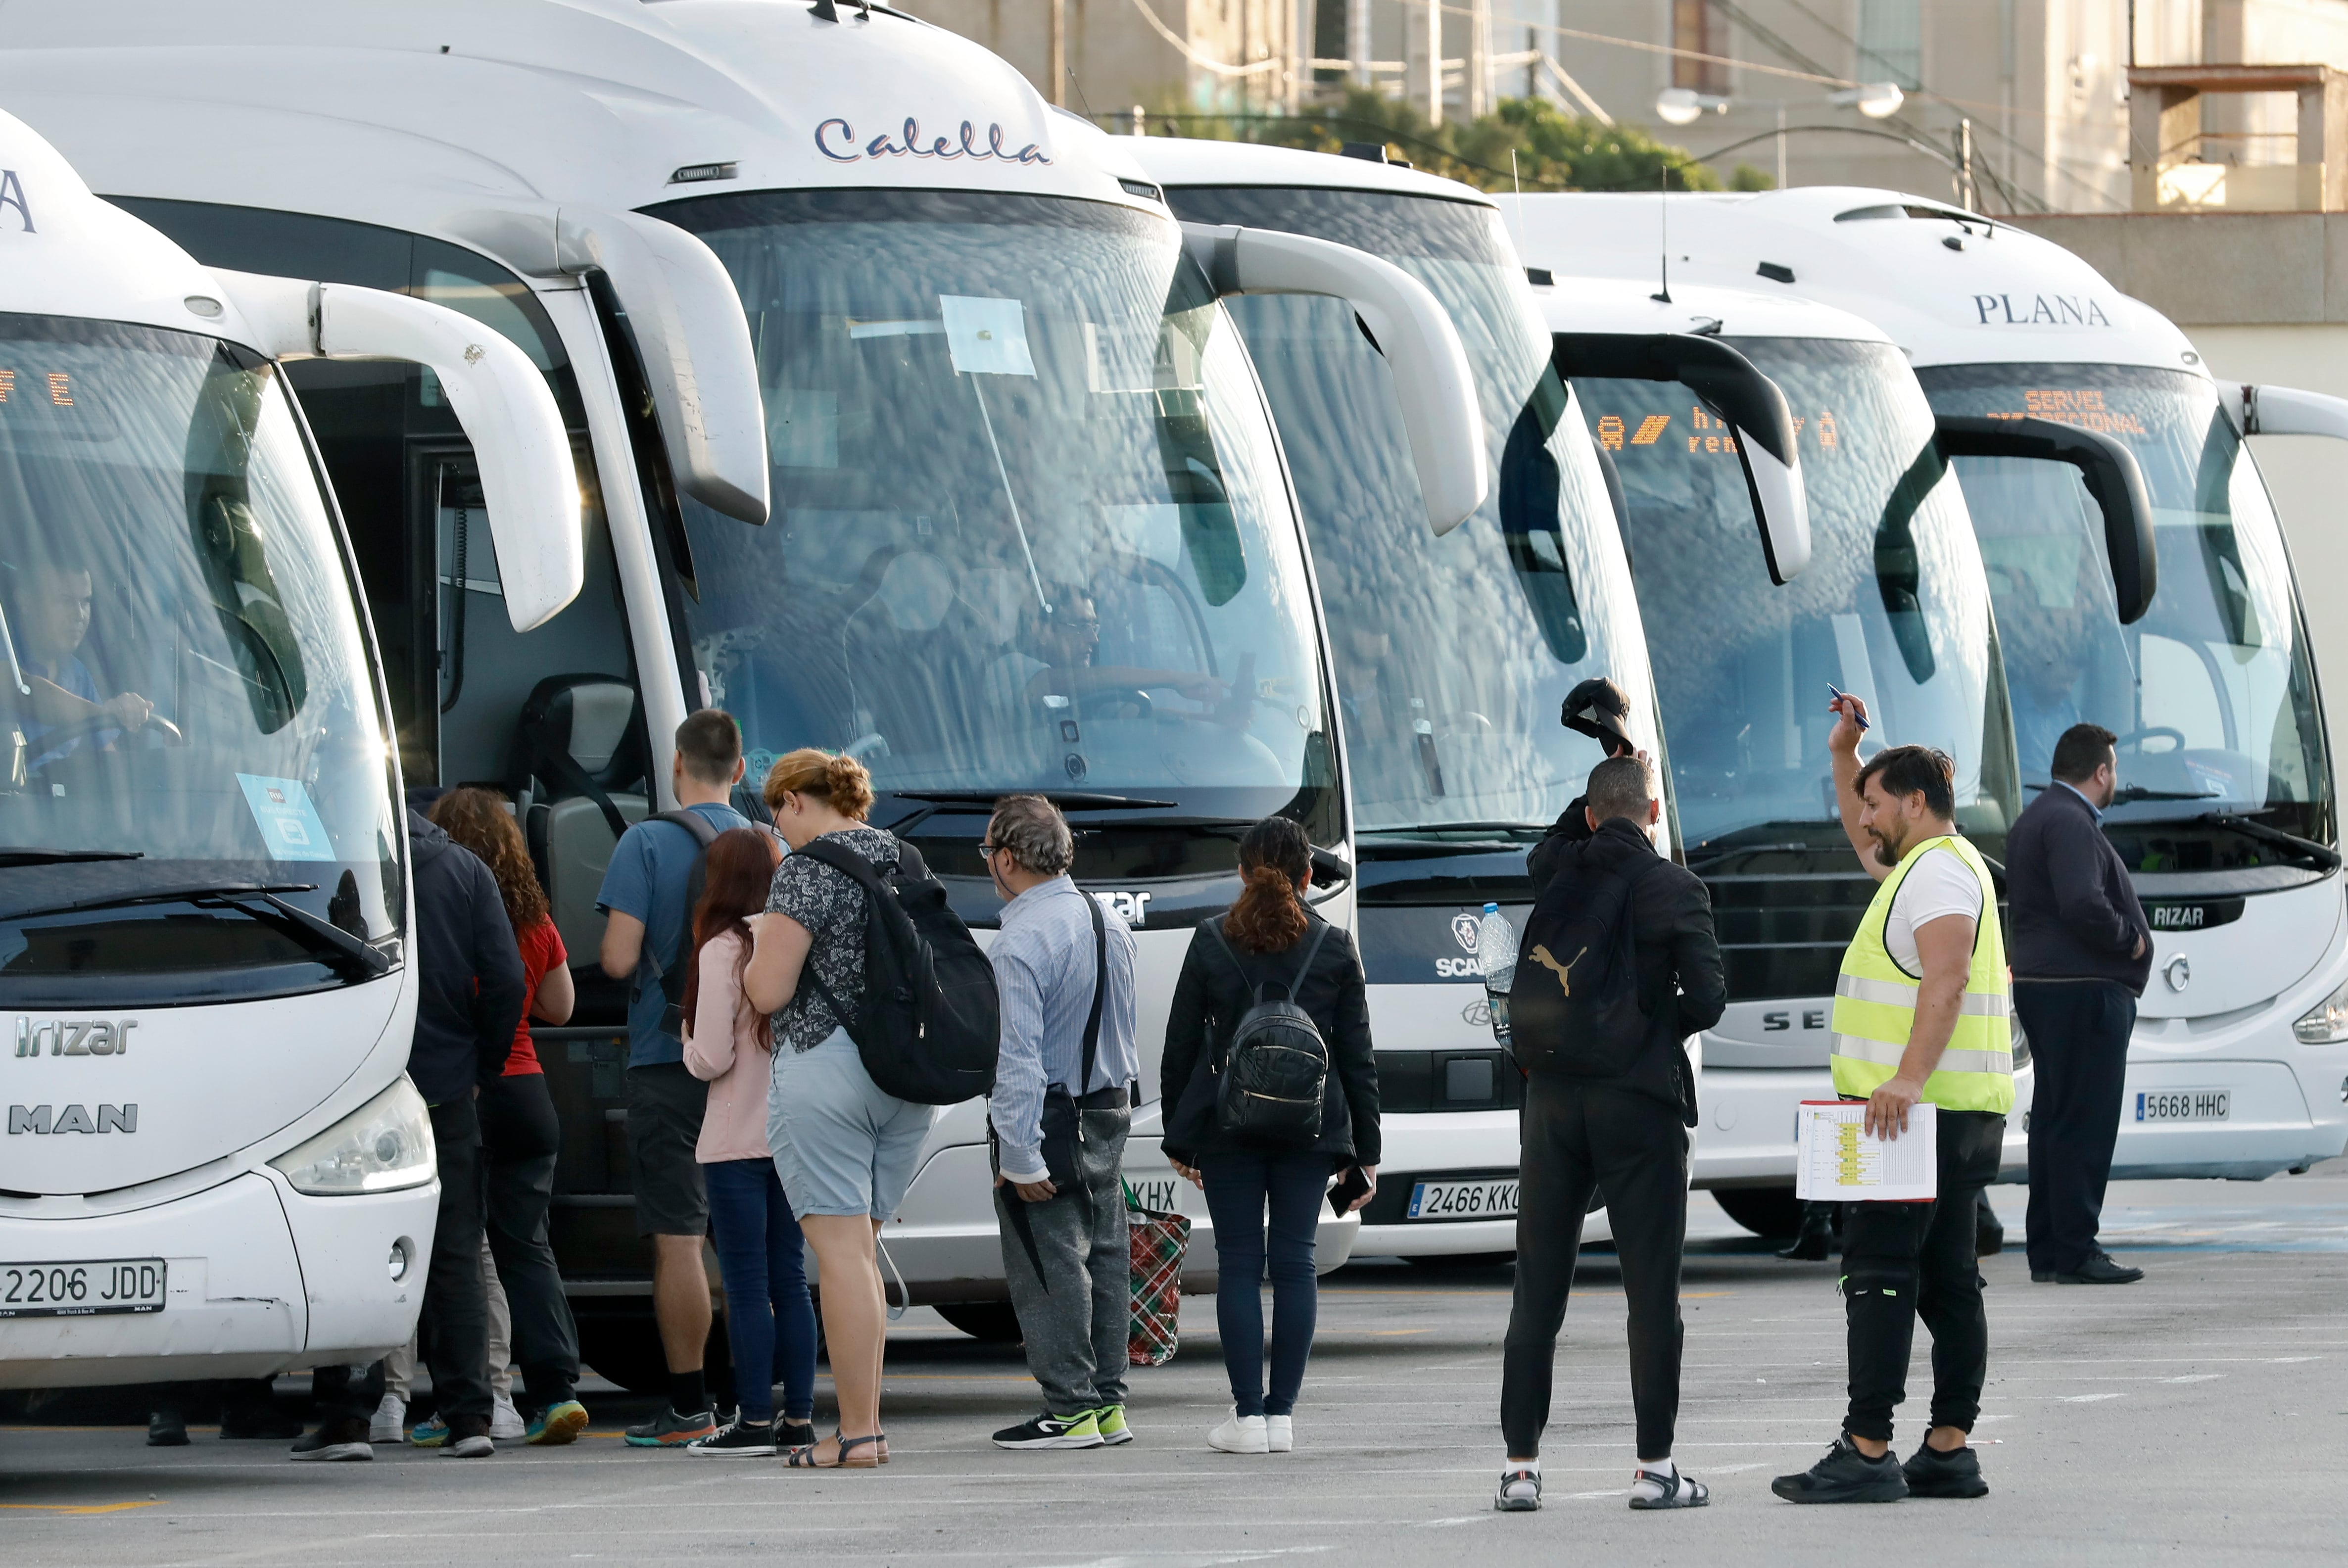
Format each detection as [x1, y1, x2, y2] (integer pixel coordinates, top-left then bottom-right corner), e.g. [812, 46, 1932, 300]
[1126, 88, 1771, 195]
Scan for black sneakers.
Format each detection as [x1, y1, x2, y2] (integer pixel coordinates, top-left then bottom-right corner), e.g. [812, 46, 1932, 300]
[289, 1419, 374, 1463]
[1771, 1435, 1910, 1503]
[147, 1410, 189, 1447]
[1903, 1441, 1990, 1499]
[2032, 1251, 2145, 1284]
[688, 1417, 778, 1458]
[992, 1411, 1105, 1450]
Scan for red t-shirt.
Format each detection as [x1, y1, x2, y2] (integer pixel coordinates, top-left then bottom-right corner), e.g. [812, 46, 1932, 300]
[506, 918, 567, 1076]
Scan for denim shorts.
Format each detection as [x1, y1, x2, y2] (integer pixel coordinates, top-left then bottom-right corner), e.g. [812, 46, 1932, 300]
[767, 1026, 935, 1220]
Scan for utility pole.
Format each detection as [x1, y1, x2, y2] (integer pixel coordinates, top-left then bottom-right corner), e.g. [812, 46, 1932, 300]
[1424, 0, 1443, 125]
[1958, 115, 1977, 209]
[1347, 0, 1369, 89]
[1049, 0, 1065, 108]
[1777, 102, 1788, 189]
[1467, 0, 1491, 120]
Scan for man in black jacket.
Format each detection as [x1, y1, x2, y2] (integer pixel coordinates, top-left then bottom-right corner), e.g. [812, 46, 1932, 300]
[1497, 755, 1725, 1514]
[1527, 677, 1643, 896]
[2008, 724, 2152, 1285]
[292, 808, 527, 1461]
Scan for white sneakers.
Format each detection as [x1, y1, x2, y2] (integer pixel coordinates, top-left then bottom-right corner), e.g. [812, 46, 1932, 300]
[490, 1394, 527, 1442]
[1207, 1411, 1268, 1454]
[368, 1394, 406, 1445]
[1206, 1411, 1294, 1454]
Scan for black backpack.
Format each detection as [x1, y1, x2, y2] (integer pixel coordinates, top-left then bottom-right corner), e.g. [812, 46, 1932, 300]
[1205, 921, 1331, 1145]
[647, 808, 720, 1040]
[796, 836, 1001, 1106]
[1508, 852, 1666, 1077]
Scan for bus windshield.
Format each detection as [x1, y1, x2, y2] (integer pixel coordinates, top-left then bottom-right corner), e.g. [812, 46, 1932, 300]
[652, 190, 1334, 844]
[0, 314, 401, 1002]
[1575, 337, 2015, 855]
[1160, 186, 1657, 845]
[1921, 363, 2333, 876]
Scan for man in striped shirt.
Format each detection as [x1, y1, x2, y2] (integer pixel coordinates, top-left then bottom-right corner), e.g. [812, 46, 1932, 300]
[982, 794, 1140, 1451]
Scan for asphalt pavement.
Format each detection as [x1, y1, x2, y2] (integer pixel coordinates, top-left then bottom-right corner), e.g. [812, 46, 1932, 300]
[4, 1163, 2345, 1567]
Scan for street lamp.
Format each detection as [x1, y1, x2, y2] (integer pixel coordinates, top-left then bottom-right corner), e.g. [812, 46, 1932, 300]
[1654, 88, 1731, 126]
[1825, 82, 1906, 119]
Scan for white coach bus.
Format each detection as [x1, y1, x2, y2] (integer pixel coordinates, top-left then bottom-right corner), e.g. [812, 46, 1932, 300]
[0, 108, 578, 1387]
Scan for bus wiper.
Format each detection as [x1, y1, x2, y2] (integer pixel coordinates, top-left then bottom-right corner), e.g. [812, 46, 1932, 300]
[1683, 841, 1827, 871]
[2032, 782, 2209, 803]
[0, 881, 395, 976]
[2192, 812, 2341, 872]
[0, 847, 146, 868]
[882, 790, 1180, 837]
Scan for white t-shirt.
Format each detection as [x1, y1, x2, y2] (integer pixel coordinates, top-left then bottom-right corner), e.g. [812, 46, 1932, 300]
[1883, 844, 1985, 977]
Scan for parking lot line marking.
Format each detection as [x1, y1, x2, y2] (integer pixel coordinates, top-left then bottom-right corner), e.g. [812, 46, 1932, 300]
[0, 1501, 162, 1515]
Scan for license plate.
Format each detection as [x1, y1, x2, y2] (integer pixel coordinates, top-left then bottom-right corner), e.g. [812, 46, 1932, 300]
[1406, 1178, 1519, 1220]
[0, 1258, 166, 1318]
[2135, 1089, 2231, 1123]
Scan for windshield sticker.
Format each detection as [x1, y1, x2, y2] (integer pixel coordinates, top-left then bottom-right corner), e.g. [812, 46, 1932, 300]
[237, 773, 335, 862]
[940, 295, 1036, 378]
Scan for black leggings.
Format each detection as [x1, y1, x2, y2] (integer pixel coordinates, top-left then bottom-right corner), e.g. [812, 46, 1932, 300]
[1841, 1109, 2006, 1441]
[1501, 1075, 1689, 1460]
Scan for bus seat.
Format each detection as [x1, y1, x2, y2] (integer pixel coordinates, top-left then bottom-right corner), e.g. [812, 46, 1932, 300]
[507, 674, 650, 958]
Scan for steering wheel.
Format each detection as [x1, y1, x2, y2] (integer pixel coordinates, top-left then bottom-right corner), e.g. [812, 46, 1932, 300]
[1081, 688, 1153, 722]
[2113, 725, 2186, 754]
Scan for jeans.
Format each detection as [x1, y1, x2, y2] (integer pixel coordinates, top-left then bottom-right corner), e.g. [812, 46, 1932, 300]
[416, 1096, 492, 1426]
[705, 1157, 818, 1425]
[1842, 1108, 2006, 1442]
[995, 1107, 1131, 1416]
[479, 1072, 579, 1410]
[2015, 980, 2135, 1274]
[1501, 1076, 1689, 1460]
[1199, 1147, 1328, 1419]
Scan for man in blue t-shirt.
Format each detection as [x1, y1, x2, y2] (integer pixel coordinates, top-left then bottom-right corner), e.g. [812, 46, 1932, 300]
[596, 709, 753, 1446]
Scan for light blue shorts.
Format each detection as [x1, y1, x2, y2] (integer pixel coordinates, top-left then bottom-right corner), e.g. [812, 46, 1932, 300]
[767, 1026, 936, 1220]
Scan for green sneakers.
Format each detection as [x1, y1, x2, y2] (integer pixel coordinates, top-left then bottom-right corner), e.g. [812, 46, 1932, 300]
[1092, 1404, 1133, 1446]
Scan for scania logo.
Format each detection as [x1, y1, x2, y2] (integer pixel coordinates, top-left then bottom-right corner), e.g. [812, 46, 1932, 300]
[9, 1103, 136, 1134]
[1451, 913, 1480, 952]
[1092, 890, 1152, 927]
[14, 1017, 136, 1056]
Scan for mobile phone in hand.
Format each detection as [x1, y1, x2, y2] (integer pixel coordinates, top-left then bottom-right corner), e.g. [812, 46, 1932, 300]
[1328, 1166, 1371, 1216]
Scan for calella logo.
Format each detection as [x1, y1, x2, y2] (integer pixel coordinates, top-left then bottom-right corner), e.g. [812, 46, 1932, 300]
[815, 116, 1051, 167]
[1969, 292, 2114, 327]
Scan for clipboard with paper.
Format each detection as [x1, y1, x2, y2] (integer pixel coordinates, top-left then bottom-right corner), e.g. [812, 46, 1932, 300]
[1794, 1101, 1938, 1202]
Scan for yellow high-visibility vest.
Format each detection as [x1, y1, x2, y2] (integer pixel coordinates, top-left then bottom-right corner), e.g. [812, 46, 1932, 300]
[1828, 833, 2014, 1114]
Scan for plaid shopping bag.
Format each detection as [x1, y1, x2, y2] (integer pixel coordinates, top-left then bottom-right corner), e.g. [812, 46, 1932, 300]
[1124, 1178, 1191, 1367]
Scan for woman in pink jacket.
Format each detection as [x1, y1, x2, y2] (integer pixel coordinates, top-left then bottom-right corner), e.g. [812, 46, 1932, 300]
[681, 827, 817, 1457]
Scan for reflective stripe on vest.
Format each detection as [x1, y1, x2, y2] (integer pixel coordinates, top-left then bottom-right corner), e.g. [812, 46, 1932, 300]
[1828, 833, 2015, 1114]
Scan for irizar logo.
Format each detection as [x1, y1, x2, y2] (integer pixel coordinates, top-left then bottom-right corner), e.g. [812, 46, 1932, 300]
[1970, 292, 2113, 327]
[9, 1103, 136, 1134]
[14, 1017, 135, 1056]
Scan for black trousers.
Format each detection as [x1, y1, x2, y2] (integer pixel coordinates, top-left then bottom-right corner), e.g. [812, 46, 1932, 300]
[1502, 1075, 1689, 1460]
[1842, 1108, 2005, 1442]
[417, 1096, 493, 1425]
[311, 1360, 386, 1432]
[2014, 980, 2136, 1275]
[479, 1073, 580, 1410]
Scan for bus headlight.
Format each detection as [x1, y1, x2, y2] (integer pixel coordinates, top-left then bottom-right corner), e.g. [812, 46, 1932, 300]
[2292, 978, 2348, 1044]
[270, 1078, 437, 1195]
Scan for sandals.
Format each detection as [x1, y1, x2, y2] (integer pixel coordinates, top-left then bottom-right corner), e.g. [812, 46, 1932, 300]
[1627, 1467, 1709, 1510]
[1495, 1467, 1543, 1512]
[784, 1430, 883, 1469]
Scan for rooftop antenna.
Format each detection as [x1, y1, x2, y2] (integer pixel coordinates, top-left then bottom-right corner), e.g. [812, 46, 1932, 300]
[1652, 164, 1672, 303]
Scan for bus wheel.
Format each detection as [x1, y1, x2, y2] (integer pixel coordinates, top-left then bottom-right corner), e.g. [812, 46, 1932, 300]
[1713, 1187, 1805, 1238]
[935, 1303, 1023, 1342]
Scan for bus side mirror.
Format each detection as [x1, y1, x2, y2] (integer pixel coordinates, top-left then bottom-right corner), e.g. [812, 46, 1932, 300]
[1935, 415, 2157, 624]
[1182, 222, 1487, 534]
[2221, 382, 2348, 441]
[556, 209, 770, 527]
[214, 269, 585, 632]
[1552, 332, 1810, 583]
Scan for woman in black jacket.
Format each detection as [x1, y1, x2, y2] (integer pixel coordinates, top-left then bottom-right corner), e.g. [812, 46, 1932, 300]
[1162, 817, 1379, 1455]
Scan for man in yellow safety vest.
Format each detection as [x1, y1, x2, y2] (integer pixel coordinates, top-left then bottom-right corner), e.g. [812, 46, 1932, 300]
[1773, 693, 2012, 1506]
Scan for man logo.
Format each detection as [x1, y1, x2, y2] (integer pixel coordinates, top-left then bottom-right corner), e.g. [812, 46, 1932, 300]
[1451, 912, 1480, 952]
[9, 1103, 137, 1134]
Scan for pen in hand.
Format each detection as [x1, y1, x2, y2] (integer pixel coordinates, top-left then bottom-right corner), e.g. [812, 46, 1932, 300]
[1826, 683, 1870, 732]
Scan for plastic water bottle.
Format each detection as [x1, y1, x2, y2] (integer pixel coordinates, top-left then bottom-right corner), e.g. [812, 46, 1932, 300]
[1477, 901, 1518, 1048]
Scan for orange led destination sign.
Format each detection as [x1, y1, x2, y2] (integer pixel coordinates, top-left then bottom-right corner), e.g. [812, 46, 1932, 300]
[1982, 388, 2148, 436]
[1594, 404, 1840, 456]
[0, 368, 77, 406]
